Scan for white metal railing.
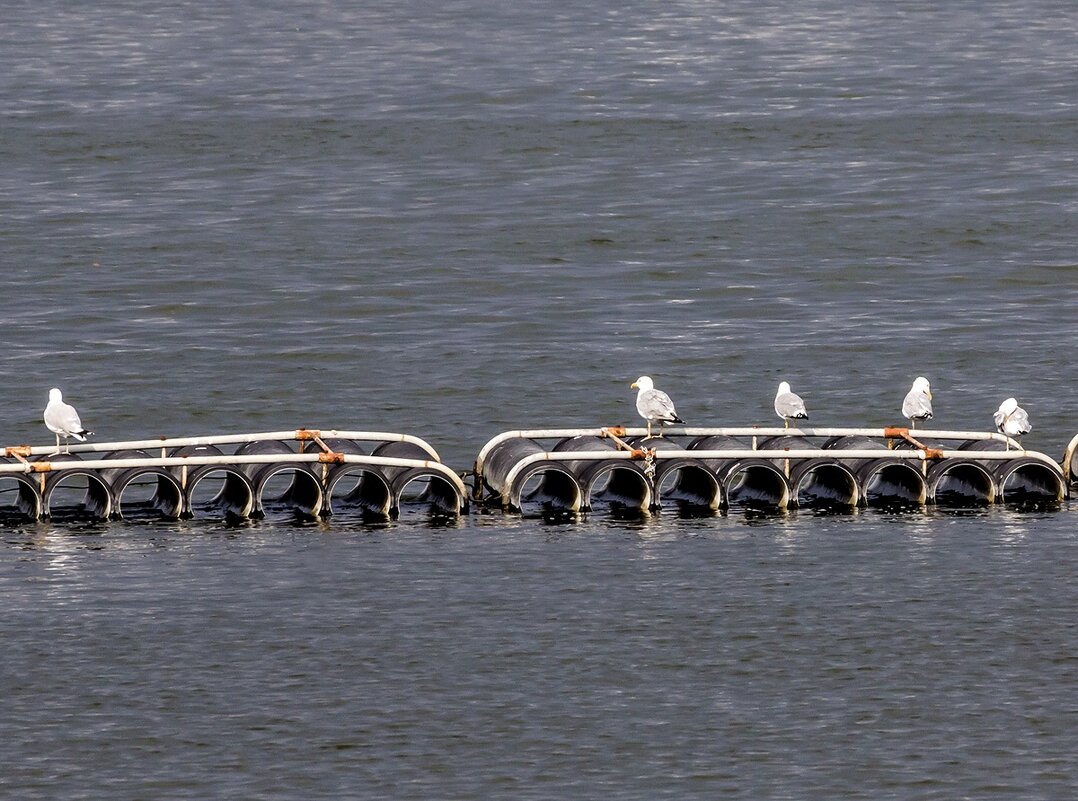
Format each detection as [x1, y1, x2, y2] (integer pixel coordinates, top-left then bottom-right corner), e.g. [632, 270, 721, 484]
[474, 426, 1024, 479]
[2, 428, 441, 462]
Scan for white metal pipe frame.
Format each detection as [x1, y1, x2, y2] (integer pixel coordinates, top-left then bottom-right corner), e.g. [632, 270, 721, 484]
[472, 426, 1072, 513]
[0, 429, 465, 522]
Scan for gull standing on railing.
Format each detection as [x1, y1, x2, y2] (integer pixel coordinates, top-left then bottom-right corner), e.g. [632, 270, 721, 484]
[901, 376, 933, 430]
[630, 376, 685, 438]
[774, 381, 808, 429]
[43, 387, 93, 455]
[993, 397, 1031, 450]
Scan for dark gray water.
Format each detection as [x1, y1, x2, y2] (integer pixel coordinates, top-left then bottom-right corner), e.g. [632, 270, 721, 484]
[1, 0, 1076, 798]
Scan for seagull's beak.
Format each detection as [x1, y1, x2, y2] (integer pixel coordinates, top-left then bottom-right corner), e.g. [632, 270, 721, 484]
[630, 382, 638, 389]
[927, 390, 933, 399]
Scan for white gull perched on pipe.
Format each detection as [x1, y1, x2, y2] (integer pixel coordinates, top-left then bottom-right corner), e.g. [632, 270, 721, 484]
[774, 381, 808, 429]
[630, 376, 684, 438]
[901, 376, 933, 430]
[43, 388, 92, 455]
[993, 397, 1031, 450]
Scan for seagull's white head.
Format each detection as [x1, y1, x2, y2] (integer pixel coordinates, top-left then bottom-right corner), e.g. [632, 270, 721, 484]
[631, 376, 654, 391]
[912, 376, 931, 398]
[998, 397, 1019, 415]
[777, 381, 792, 395]
[49, 388, 63, 403]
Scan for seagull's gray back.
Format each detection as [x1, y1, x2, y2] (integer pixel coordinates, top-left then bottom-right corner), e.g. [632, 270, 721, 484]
[902, 389, 933, 420]
[638, 388, 679, 422]
[44, 400, 84, 436]
[995, 405, 1031, 435]
[775, 391, 807, 419]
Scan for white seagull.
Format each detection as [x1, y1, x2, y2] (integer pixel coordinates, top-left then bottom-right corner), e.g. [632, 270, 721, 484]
[901, 376, 933, 430]
[630, 376, 685, 438]
[993, 397, 1031, 450]
[43, 388, 92, 455]
[774, 381, 808, 429]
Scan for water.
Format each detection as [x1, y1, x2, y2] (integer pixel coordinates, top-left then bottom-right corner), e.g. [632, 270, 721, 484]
[1, 0, 1076, 797]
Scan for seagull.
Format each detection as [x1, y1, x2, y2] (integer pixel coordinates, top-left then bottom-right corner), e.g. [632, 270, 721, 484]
[774, 381, 808, 429]
[901, 376, 933, 430]
[630, 376, 685, 438]
[993, 397, 1031, 450]
[43, 388, 92, 455]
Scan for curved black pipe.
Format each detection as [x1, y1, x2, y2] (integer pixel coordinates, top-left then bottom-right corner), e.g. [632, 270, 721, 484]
[170, 444, 255, 521]
[554, 435, 651, 512]
[99, 449, 184, 520]
[823, 435, 927, 507]
[37, 453, 112, 520]
[955, 439, 1065, 505]
[0, 475, 42, 521]
[759, 436, 858, 509]
[371, 441, 467, 517]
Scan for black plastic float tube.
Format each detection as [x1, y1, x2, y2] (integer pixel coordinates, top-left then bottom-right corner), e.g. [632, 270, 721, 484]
[0, 475, 42, 521]
[757, 435, 859, 510]
[688, 435, 790, 510]
[169, 444, 255, 521]
[370, 440, 464, 517]
[321, 438, 392, 519]
[99, 449, 184, 520]
[956, 439, 1065, 505]
[823, 435, 927, 508]
[234, 440, 324, 520]
[34, 453, 112, 520]
[631, 436, 722, 512]
[554, 435, 651, 513]
[481, 437, 582, 513]
[886, 437, 996, 506]
[927, 459, 996, 506]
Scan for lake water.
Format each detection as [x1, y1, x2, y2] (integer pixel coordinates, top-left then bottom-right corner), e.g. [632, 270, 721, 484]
[1, 0, 1076, 798]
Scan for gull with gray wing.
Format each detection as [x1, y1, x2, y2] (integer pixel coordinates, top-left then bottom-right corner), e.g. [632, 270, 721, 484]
[774, 381, 808, 429]
[630, 376, 684, 438]
[43, 388, 92, 455]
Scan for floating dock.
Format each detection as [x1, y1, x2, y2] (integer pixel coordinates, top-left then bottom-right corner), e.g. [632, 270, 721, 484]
[1, 425, 1073, 524]
[0, 429, 467, 522]
[474, 426, 1070, 514]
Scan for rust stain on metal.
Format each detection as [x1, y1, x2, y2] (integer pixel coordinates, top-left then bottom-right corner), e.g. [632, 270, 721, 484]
[295, 428, 320, 441]
[883, 427, 908, 438]
[4, 446, 33, 458]
[899, 431, 928, 450]
[924, 448, 945, 460]
[312, 435, 333, 453]
[31, 462, 53, 473]
[630, 448, 655, 460]
[602, 426, 626, 438]
[318, 452, 345, 464]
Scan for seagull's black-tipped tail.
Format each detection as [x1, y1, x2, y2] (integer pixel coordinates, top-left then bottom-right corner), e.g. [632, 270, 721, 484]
[672, 415, 686, 424]
[73, 430, 92, 441]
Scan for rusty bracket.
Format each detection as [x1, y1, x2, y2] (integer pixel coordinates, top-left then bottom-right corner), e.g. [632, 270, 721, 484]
[318, 452, 345, 464]
[295, 428, 321, 441]
[30, 462, 53, 473]
[3, 445, 33, 459]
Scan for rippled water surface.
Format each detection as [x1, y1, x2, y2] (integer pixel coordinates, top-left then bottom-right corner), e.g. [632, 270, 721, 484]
[1, 0, 1076, 798]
